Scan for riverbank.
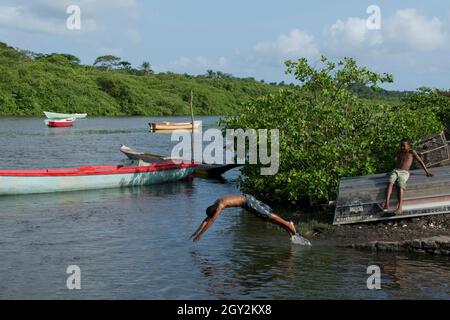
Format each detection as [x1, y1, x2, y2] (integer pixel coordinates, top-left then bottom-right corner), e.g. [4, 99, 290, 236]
[285, 209, 450, 256]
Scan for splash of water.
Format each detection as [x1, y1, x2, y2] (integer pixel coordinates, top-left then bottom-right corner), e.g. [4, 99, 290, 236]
[291, 233, 312, 246]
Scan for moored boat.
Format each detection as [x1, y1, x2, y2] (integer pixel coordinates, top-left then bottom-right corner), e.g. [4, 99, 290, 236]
[120, 145, 179, 163]
[120, 145, 240, 177]
[0, 161, 197, 195]
[149, 120, 201, 131]
[46, 118, 75, 127]
[44, 111, 87, 119]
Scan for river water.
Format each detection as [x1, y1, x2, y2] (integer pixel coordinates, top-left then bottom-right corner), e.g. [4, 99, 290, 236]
[0, 117, 448, 299]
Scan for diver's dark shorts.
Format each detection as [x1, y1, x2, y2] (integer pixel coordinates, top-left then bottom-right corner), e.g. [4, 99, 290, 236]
[242, 194, 273, 219]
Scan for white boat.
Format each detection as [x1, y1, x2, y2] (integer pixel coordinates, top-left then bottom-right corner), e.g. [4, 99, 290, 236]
[44, 111, 87, 119]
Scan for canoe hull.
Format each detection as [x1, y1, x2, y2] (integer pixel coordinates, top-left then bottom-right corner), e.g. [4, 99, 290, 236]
[0, 165, 195, 195]
[47, 121, 74, 127]
[120, 145, 240, 177]
[149, 121, 201, 131]
[44, 111, 87, 119]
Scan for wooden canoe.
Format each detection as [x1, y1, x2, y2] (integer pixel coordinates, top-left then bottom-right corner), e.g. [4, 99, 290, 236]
[120, 145, 180, 163]
[44, 111, 87, 119]
[0, 161, 196, 195]
[149, 120, 201, 131]
[334, 166, 450, 225]
[120, 145, 240, 177]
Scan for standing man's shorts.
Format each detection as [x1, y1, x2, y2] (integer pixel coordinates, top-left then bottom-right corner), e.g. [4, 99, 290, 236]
[389, 169, 410, 189]
[242, 194, 273, 219]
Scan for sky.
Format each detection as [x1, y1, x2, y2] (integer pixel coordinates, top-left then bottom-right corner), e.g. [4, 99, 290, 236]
[0, 0, 449, 90]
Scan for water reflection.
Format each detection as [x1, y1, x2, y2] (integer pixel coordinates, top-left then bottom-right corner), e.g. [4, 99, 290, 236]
[0, 181, 195, 210]
[370, 253, 450, 299]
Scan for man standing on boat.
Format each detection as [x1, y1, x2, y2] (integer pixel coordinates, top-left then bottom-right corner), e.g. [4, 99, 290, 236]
[381, 138, 434, 215]
[190, 194, 298, 242]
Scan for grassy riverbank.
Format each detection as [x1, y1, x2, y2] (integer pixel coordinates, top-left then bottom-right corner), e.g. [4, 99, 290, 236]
[0, 42, 281, 117]
[0, 41, 421, 118]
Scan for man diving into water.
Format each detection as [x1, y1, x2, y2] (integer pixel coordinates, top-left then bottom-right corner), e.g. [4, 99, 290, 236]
[382, 138, 434, 215]
[190, 194, 298, 242]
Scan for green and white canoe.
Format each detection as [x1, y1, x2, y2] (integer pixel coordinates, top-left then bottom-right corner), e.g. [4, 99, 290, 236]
[44, 111, 87, 119]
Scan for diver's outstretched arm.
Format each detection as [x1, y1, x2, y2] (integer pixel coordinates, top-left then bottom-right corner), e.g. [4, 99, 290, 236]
[190, 217, 210, 240]
[193, 206, 223, 242]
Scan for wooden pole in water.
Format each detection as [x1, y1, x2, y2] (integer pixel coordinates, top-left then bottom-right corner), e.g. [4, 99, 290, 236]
[190, 90, 195, 163]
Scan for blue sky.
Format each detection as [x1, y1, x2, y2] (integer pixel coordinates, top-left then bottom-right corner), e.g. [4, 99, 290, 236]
[0, 0, 449, 90]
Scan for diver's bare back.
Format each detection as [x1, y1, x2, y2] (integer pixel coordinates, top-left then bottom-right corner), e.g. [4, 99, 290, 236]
[396, 150, 415, 170]
[219, 194, 246, 208]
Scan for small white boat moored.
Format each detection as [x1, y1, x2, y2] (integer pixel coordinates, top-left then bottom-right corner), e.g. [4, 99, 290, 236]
[44, 111, 87, 119]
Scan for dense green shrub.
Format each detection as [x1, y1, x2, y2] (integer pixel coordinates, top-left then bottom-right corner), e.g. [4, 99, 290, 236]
[223, 56, 443, 205]
[401, 87, 450, 131]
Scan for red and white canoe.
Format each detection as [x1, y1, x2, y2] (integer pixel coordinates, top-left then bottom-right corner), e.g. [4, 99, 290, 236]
[0, 161, 197, 195]
[46, 118, 75, 127]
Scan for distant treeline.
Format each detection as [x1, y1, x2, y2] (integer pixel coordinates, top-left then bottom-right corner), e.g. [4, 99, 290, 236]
[0, 41, 435, 117]
[0, 42, 281, 116]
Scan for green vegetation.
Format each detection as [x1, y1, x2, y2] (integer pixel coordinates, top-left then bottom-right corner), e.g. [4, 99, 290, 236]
[0, 42, 280, 116]
[223, 56, 450, 206]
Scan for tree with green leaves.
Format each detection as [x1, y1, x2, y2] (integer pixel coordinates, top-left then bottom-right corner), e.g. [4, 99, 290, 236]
[141, 61, 154, 75]
[37, 53, 80, 65]
[402, 87, 450, 132]
[118, 61, 132, 71]
[223, 56, 443, 206]
[93, 55, 121, 71]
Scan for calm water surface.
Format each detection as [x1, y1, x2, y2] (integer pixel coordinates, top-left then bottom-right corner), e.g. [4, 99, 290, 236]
[0, 117, 448, 299]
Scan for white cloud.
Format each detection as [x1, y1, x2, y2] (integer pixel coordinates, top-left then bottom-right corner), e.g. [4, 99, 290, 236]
[384, 8, 448, 52]
[324, 8, 449, 55]
[11, 0, 139, 18]
[254, 29, 321, 62]
[0, 0, 138, 34]
[325, 17, 382, 52]
[0, 5, 74, 34]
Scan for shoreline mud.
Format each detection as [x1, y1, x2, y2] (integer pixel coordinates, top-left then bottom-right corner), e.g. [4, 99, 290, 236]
[286, 210, 450, 256]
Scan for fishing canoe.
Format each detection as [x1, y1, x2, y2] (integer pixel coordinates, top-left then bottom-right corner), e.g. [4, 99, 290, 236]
[0, 162, 196, 195]
[149, 120, 201, 131]
[120, 145, 179, 163]
[46, 118, 75, 127]
[44, 111, 87, 119]
[120, 145, 240, 177]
